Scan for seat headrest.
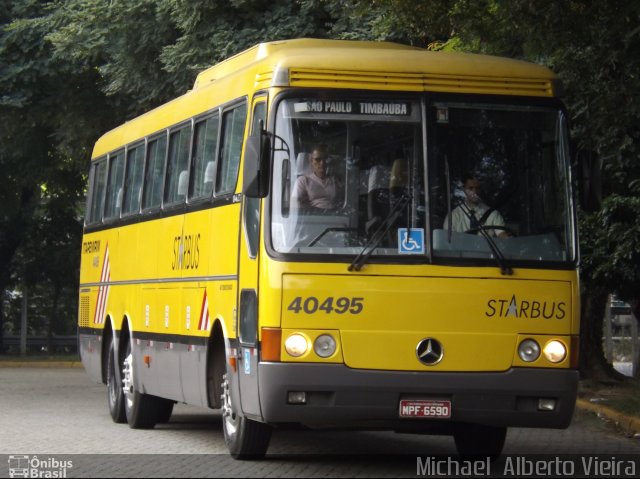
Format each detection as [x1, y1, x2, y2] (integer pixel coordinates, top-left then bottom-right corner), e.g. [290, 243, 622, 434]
[368, 165, 390, 192]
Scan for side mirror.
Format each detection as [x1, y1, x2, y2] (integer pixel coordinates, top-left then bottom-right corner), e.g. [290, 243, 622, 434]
[243, 130, 271, 198]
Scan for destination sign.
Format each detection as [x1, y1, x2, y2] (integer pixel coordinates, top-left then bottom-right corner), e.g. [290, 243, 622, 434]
[293, 100, 411, 116]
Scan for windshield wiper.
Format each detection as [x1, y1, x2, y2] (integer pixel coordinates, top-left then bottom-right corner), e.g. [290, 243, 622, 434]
[454, 199, 513, 276]
[348, 195, 410, 272]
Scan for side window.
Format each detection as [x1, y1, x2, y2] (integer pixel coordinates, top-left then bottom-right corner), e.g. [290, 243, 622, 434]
[86, 159, 107, 224]
[251, 102, 267, 134]
[217, 103, 247, 195]
[104, 150, 125, 220]
[143, 135, 167, 210]
[190, 115, 219, 200]
[165, 125, 192, 205]
[122, 144, 145, 215]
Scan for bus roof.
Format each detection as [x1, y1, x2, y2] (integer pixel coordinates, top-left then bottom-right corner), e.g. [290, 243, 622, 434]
[92, 38, 559, 159]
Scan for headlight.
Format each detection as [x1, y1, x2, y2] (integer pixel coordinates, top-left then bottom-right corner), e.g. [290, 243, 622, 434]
[284, 333, 308, 357]
[518, 339, 540, 362]
[314, 334, 337, 358]
[543, 340, 567, 363]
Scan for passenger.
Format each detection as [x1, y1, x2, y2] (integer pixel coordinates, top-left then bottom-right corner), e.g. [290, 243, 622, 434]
[291, 144, 342, 209]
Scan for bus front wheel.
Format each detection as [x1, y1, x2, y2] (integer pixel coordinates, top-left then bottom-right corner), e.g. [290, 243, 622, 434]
[221, 373, 271, 459]
[453, 424, 506, 460]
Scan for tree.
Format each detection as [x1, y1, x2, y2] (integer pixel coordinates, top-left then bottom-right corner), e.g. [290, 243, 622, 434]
[0, 0, 119, 349]
[580, 196, 640, 379]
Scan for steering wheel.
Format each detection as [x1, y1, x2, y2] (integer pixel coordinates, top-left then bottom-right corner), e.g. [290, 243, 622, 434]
[464, 225, 517, 237]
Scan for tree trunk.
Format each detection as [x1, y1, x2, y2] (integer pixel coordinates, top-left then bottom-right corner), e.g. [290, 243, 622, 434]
[631, 299, 640, 379]
[0, 184, 39, 355]
[0, 301, 4, 355]
[46, 283, 61, 354]
[20, 284, 28, 356]
[579, 285, 627, 381]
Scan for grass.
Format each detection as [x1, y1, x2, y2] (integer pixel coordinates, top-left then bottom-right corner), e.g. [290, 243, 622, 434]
[0, 353, 80, 362]
[579, 377, 640, 418]
[602, 385, 640, 417]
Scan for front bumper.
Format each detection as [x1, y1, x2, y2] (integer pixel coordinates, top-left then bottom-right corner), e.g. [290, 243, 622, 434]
[258, 363, 577, 430]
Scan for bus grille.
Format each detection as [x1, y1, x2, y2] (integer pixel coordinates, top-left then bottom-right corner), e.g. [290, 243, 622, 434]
[285, 69, 554, 97]
[79, 296, 90, 328]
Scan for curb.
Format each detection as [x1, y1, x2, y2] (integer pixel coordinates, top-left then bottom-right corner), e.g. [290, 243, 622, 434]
[576, 398, 640, 436]
[0, 361, 83, 368]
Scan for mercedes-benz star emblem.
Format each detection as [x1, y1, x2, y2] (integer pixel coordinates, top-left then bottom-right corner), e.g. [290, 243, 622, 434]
[416, 338, 444, 366]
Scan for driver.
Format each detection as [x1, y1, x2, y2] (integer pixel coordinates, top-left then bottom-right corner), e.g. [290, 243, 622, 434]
[444, 175, 509, 238]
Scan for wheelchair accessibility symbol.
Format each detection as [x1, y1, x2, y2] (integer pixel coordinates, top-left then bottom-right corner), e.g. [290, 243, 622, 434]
[398, 228, 425, 254]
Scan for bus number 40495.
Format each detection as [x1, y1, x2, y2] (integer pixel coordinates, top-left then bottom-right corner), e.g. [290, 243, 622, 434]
[287, 296, 364, 315]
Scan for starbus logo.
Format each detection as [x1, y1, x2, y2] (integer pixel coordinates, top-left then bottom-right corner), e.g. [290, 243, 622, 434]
[8, 455, 73, 478]
[485, 294, 567, 320]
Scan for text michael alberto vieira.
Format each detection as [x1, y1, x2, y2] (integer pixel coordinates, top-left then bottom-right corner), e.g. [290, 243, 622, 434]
[416, 456, 637, 476]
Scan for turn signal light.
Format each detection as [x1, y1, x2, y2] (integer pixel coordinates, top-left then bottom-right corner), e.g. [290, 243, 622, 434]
[261, 328, 282, 362]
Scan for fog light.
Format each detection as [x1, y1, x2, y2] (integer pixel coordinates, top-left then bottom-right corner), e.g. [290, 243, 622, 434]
[538, 398, 557, 411]
[518, 339, 540, 362]
[284, 333, 308, 357]
[314, 334, 337, 358]
[288, 391, 307, 404]
[543, 340, 567, 363]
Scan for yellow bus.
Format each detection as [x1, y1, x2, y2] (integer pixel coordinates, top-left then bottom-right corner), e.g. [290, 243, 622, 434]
[78, 38, 579, 458]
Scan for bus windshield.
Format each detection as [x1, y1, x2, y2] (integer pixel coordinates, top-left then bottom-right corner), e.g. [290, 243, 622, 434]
[270, 95, 575, 266]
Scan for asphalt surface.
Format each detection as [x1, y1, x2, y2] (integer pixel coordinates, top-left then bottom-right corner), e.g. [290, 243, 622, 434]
[1, 367, 639, 477]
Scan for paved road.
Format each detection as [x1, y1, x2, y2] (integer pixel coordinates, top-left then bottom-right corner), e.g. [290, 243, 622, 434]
[1, 367, 639, 477]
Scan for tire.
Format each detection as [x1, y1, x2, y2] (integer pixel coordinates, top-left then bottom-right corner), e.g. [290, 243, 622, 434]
[221, 373, 271, 459]
[121, 339, 163, 429]
[156, 399, 175, 424]
[454, 424, 506, 460]
[106, 336, 126, 423]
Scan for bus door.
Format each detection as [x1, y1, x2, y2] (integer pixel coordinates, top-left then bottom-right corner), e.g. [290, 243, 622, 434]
[236, 97, 267, 418]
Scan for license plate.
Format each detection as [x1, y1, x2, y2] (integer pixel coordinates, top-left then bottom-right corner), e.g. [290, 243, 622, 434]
[399, 399, 451, 419]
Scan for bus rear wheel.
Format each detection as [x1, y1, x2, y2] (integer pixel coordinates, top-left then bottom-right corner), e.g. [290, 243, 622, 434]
[107, 337, 126, 423]
[122, 340, 166, 429]
[453, 424, 506, 460]
[221, 373, 271, 459]
[156, 400, 175, 423]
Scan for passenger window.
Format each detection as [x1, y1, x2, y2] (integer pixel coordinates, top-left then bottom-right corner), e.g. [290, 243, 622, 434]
[165, 126, 192, 205]
[143, 135, 167, 210]
[104, 151, 125, 220]
[190, 115, 219, 200]
[252, 102, 266, 134]
[86, 159, 107, 224]
[217, 103, 247, 195]
[122, 144, 144, 215]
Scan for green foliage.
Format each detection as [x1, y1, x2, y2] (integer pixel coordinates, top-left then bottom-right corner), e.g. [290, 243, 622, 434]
[465, 1, 640, 195]
[158, 0, 333, 81]
[580, 196, 640, 302]
[0, 0, 113, 340]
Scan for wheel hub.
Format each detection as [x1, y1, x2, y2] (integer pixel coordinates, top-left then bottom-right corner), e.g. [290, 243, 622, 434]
[122, 352, 134, 409]
[221, 374, 238, 435]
